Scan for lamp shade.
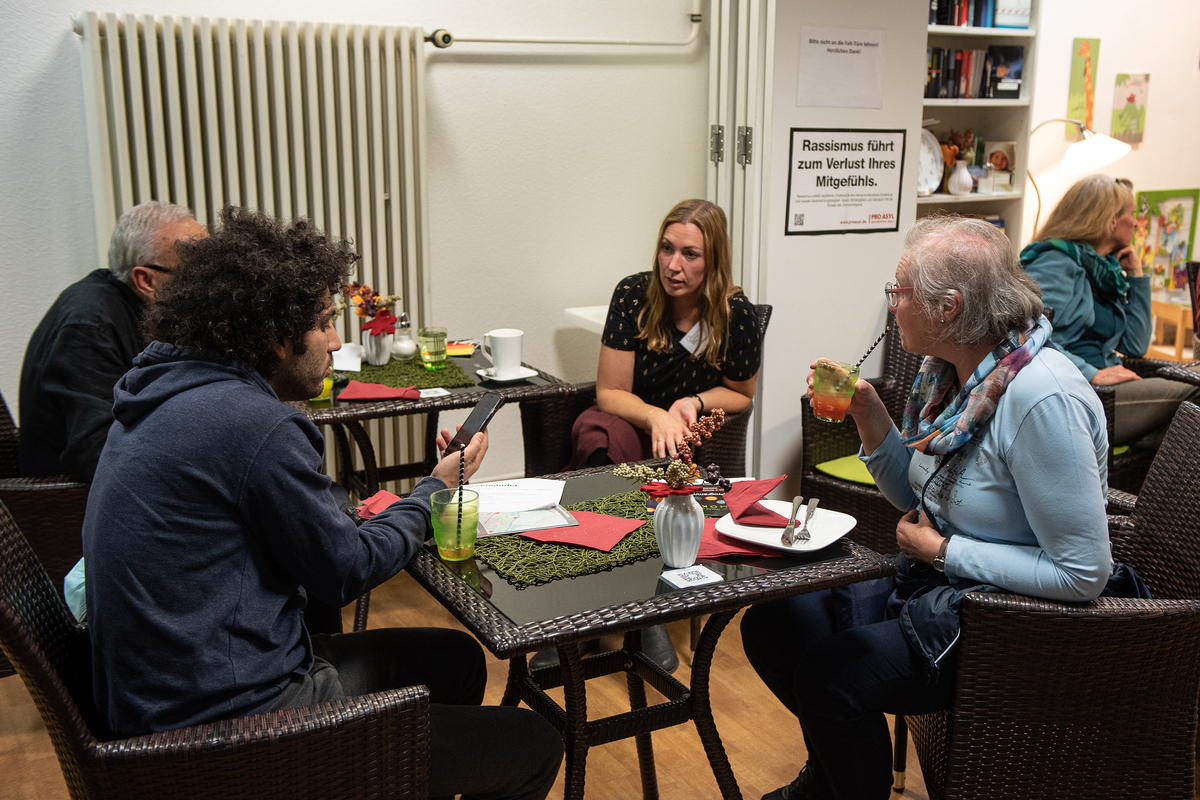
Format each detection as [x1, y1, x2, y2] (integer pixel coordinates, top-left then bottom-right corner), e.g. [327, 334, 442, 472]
[1060, 130, 1133, 173]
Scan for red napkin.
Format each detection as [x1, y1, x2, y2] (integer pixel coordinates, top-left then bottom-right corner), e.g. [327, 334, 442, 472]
[336, 380, 421, 401]
[723, 476, 790, 527]
[519, 511, 646, 552]
[698, 519, 780, 559]
[355, 490, 402, 520]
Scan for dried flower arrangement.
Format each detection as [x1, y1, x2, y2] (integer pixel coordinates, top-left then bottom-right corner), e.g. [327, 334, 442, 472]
[339, 281, 404, 337]
[613, 409, 732, 493]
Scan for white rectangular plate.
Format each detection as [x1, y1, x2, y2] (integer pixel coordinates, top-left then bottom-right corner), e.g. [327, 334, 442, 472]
[715, 499, 857, 553]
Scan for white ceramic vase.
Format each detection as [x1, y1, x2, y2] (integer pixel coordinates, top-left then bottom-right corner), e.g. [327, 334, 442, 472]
[653, 493, 704, 568]
[948, 159, 974, 196]
[362, 332, 393, 365]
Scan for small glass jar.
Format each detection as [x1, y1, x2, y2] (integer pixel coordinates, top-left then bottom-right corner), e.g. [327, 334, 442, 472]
[391, 311, 418, 360]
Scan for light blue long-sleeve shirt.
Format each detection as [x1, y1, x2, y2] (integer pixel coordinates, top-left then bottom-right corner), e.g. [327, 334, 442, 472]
[862, 347, 1111, 602]
[1022, 247, 1151, 381]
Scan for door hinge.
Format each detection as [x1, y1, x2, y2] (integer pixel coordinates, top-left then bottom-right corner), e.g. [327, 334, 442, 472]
[710, 124, 725, 164]
[736, 126, 753, 166]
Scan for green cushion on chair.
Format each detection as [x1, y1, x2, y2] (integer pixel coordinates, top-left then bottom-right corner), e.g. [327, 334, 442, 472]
[814, 454, 876, 485]
[1113, 445, 1130, 456]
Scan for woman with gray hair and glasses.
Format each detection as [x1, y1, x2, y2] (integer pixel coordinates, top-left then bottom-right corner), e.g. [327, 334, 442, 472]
[742, 215, 1120, 800]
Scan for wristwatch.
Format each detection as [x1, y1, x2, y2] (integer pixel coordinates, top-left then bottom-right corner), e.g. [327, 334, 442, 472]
[931, 538, 949, 573]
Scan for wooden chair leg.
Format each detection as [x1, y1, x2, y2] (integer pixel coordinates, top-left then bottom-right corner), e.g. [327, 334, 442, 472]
[892, 713, 907, 793]
[690, 616, 702, 651]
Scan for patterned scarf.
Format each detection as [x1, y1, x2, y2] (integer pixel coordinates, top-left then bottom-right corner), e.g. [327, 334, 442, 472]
[1019, 239, 1129, 300]
[901, 316, 1050, 455]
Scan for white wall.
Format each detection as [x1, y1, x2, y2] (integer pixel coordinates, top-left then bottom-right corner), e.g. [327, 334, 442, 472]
[1020, 0, 1200, 245]
[755, 0, 927, 494]
[0, 0, 709, 481]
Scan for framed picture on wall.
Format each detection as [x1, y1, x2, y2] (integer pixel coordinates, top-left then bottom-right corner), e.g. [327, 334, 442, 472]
[1134, 189, 1199, 291]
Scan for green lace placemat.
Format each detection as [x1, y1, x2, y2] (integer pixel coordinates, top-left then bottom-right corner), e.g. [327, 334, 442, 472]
[347, 356, 476, 390]
[474, 490, 659, 590]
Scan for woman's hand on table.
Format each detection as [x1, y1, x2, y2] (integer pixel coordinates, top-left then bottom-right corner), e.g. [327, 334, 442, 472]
[668, 395, 700, 428]
[1090, 365, 1142, 386]
[646, 407, 689, 459]
[895, 509, 945, 564]
[432, 427, 489, 487]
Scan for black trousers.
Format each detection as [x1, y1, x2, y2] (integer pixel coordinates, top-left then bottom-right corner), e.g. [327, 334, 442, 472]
[274, 627, 563, 800]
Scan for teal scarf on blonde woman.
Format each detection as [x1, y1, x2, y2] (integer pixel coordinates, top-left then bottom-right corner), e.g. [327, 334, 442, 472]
[1019, 239, 1129, 300]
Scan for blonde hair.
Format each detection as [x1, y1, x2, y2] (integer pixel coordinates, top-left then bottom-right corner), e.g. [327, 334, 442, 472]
[1035, 175, 1133, 248]
[638, 199, 736, 368]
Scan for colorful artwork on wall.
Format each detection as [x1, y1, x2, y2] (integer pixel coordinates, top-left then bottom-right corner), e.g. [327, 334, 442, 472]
[1111, 74, 1149, 143]
[1135, 189, 1198, 290]
[1066, 38, 1100, 139]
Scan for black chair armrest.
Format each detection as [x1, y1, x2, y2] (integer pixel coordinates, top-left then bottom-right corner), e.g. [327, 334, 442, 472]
[88, 687, 431, 798]
[1155, 362, 1200, 387]
[1119, 353, 1179, 377]
[1105, 488, 1137, 516]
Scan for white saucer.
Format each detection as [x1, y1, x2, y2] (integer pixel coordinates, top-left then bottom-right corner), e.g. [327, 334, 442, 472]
[714, 499, 856, 553]
[477, 366, 538, 383]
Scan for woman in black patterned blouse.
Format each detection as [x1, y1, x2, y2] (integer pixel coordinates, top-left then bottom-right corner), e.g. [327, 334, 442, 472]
[571, 199, 762, 467]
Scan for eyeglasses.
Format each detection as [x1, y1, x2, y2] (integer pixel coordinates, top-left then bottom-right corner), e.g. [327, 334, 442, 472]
[141, 264, 173, 274]
[884, 281, 913, 307]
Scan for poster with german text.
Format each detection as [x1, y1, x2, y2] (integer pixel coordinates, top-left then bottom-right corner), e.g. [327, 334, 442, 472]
[785, 128, 905, 235]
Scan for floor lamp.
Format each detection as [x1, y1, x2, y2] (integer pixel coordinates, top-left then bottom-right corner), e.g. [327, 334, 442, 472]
[1027, 118, 1132, 234]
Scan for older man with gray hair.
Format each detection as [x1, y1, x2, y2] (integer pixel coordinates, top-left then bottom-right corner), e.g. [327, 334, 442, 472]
[19, 201, 206, 482]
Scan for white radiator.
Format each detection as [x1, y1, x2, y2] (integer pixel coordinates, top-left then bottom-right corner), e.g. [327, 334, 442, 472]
[76, 12, 433, 492]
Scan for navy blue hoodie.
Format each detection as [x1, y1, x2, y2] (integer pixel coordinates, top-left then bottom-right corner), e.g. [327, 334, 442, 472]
[84, 342, 443, 736]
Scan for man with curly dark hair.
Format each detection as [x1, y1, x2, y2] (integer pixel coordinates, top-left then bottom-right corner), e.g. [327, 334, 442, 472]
[83, 206, 563, 800]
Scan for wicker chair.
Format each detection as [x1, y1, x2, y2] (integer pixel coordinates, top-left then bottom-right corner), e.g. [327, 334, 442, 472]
[0, 392, 89, 679]
[0, 499, 432, 799]
[520, 304, 773, 479]
[907, 400, 1200, 800]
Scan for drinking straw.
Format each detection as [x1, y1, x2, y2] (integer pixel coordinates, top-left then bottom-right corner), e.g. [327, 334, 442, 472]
[855, 329, 887, 368]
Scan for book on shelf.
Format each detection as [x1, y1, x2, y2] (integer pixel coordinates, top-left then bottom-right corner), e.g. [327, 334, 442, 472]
[987, 45, 1024, 98]
[930, 0, 1008, 28]
[925, 47, 1015, 100]
[993, 0, 1031, 28]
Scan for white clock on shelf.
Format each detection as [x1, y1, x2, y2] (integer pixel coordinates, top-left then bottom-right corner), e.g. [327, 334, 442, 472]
[917, 128, 943, 197]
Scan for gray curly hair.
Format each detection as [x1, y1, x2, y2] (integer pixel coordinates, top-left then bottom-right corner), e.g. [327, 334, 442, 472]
[107, 201, 198, 284]
[903, 215, 1043, 346]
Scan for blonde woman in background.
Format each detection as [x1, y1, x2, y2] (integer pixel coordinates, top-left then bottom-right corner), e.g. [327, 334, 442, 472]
[1020, 175, 1198, 449]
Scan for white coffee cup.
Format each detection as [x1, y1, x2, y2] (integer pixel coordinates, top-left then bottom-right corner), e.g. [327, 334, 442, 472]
[483, 328, 523, 379]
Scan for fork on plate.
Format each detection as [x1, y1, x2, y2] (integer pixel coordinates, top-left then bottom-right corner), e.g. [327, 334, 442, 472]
[795, 498, 820, 543]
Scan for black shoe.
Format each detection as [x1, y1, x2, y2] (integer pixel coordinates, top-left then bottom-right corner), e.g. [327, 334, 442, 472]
[528, 638, 600, 670]
[763, 763, 832, 800]
[640, 624, 679, 674]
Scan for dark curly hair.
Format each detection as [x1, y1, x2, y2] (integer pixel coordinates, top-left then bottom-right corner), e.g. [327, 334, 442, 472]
[142, 206, 357, 377]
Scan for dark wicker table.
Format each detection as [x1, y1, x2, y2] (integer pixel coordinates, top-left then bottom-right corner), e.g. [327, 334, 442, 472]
[405, 467, 897, 800]
[295, 350, 571, 497]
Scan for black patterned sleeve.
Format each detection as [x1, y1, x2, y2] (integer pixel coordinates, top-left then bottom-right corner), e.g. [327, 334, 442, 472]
[600, 273, 648, 351]
[721, 293, 762, 381]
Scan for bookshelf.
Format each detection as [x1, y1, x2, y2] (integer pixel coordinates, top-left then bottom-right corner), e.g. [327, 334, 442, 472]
[918, 2, 1039, 245]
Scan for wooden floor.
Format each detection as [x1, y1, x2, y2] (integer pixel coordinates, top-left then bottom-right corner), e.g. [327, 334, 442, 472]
[0, 569, 929, 800]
